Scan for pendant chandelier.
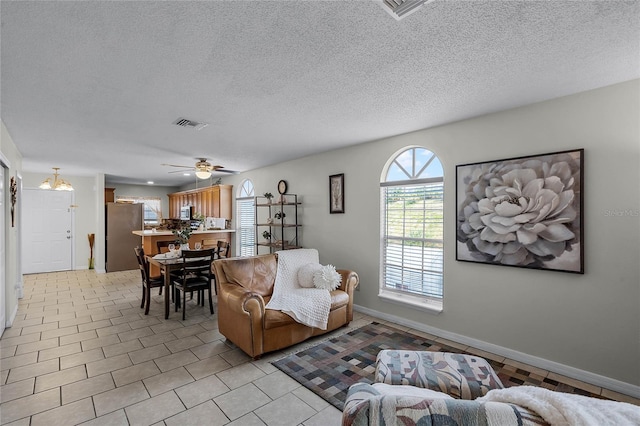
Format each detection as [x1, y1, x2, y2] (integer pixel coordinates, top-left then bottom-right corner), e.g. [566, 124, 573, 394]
[39, 167, 74, 191]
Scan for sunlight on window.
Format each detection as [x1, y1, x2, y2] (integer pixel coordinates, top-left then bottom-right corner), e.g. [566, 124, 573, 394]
[237, 179, 256, 257]
[116, 196, 162, 224]
[380, 147, 444, 312]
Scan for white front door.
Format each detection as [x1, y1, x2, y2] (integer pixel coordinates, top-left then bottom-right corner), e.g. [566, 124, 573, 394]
[22, 189, 73, 274]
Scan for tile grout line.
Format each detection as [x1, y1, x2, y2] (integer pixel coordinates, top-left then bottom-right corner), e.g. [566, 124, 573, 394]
[8, 270, 636, 423]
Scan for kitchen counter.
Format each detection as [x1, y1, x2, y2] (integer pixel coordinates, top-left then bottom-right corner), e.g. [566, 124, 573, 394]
[133, 229, 235, 275]
[132, 229, 235, 237]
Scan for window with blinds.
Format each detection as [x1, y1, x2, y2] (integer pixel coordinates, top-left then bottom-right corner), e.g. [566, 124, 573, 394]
[116, 196, 162, 224]
[236, 180, 255, 257]
[380, 147, 444, 308]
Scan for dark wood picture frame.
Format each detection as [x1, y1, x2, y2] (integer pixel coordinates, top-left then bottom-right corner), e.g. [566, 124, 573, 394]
[456, 148, 584, 274]
[329, 173, 345, 214]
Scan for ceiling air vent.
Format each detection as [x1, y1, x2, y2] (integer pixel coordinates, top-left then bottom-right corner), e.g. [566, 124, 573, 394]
[375, 0, 434, 20]
[172, 117, 209, 131]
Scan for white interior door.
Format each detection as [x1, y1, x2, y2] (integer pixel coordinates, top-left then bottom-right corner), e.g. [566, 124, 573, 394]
[0, 166, 6, 336]
[22, 189, 73, 274]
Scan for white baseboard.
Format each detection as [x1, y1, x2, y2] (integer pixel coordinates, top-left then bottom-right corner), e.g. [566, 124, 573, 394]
[354, 304, 640, 399]
[5, 303, 19, 327]
[15, 280, 23, 299]
[75, 267, 106, 273]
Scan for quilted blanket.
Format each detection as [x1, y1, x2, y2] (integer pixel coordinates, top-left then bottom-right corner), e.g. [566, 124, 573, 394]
[265, 249, 332, 329]
[477, 386, 640, 426]
[342, 383, 545, 426]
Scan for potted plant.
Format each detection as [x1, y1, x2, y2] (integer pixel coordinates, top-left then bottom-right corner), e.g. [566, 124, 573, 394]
[262, 230, 272, 240]
[263, 192, 274, 204]
[193, 212, 206, 230]
[172, 226, 193, 250]
[274, 211, 286, 222]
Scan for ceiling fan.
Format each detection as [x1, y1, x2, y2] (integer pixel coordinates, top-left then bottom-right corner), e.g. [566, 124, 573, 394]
[162, 158, 237, 179]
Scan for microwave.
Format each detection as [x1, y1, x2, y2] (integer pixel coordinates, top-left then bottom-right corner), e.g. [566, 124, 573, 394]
[179, 206, 192, 221]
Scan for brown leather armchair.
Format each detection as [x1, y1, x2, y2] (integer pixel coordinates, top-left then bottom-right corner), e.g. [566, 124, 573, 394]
[212, 253, 359, 359]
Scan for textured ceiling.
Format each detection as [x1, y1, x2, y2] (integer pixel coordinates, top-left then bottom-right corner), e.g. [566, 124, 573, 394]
[1, 1, 639, 186]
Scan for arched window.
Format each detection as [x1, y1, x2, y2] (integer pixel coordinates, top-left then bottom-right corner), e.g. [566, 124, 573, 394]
[236, 179, 255, 257]
[380, 147, 444, 312]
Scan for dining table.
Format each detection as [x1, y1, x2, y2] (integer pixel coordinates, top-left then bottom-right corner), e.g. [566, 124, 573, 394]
[146, 253, 211, 319]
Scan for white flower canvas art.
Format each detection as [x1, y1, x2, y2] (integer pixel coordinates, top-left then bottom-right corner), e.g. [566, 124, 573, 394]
[456, 149, 583, 274]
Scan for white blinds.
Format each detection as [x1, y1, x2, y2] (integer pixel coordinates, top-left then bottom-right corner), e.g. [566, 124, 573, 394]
[382, 182, 443, 299]
[237, 197, 255, 257]
[116, 196, 162, 222]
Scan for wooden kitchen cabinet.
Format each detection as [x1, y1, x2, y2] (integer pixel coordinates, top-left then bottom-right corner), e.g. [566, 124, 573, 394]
[105, 188, 115, 204]
[168, 185, 233, 220]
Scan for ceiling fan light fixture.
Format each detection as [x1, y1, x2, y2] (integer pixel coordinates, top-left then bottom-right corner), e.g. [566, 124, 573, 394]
[163, 158, 234, 178]
[194, 158, 214, 179]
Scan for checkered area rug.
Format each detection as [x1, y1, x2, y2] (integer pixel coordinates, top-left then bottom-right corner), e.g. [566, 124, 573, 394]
[272, 322, 604, 411]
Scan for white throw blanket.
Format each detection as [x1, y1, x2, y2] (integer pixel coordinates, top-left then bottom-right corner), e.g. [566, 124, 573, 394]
[265, 249, 332, 329]
[477, 386, 640, 426]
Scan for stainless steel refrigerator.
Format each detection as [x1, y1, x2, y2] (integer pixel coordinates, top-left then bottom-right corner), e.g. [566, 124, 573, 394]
[106, 202, 143, 272]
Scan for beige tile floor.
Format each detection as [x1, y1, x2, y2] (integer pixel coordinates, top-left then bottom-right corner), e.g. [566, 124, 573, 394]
[1, 270, 367, 425]
[1, 270, 637, 425]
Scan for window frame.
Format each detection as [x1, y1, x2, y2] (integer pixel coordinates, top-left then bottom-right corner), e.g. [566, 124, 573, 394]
[115, 196, 162, 225]
[236, 179, 256, 257]
[379, 146, 444, 313]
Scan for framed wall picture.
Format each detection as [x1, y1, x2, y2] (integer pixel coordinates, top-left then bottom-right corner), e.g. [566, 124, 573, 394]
[456, 149, 584, 274]
[329, 173, 345, 214]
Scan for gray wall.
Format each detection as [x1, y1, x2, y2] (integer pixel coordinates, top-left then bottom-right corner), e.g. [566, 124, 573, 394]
[14, 179, 180, 272]
[105, 183, 180, 221]
[1, 121, 23, 326]
[21, 172, 99, 271]
[4, 80, 638, 393]
[221, 80, 640, 390]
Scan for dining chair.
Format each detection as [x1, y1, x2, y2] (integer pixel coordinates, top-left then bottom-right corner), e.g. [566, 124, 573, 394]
[201, 239, 219, 249]
[134, 247, 164, 315]
[172, 248, 216, 320]
[155, 240, 181, 297]
[215, 240, 231, 259]
[209, 241, 231, 295]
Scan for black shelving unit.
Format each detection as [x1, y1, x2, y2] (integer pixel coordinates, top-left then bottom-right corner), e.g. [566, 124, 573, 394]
[255, 194, 301, 253]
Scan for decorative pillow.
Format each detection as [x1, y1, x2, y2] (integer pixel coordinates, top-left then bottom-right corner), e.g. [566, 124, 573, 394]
[297, 263, 323, 288]
[371, 383, 454, 399]
[313, 264, 342, 291]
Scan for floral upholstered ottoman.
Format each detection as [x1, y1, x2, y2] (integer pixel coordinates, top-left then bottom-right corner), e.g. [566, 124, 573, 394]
[342, 351, 546, 425]
[374, 350, 504, 399]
